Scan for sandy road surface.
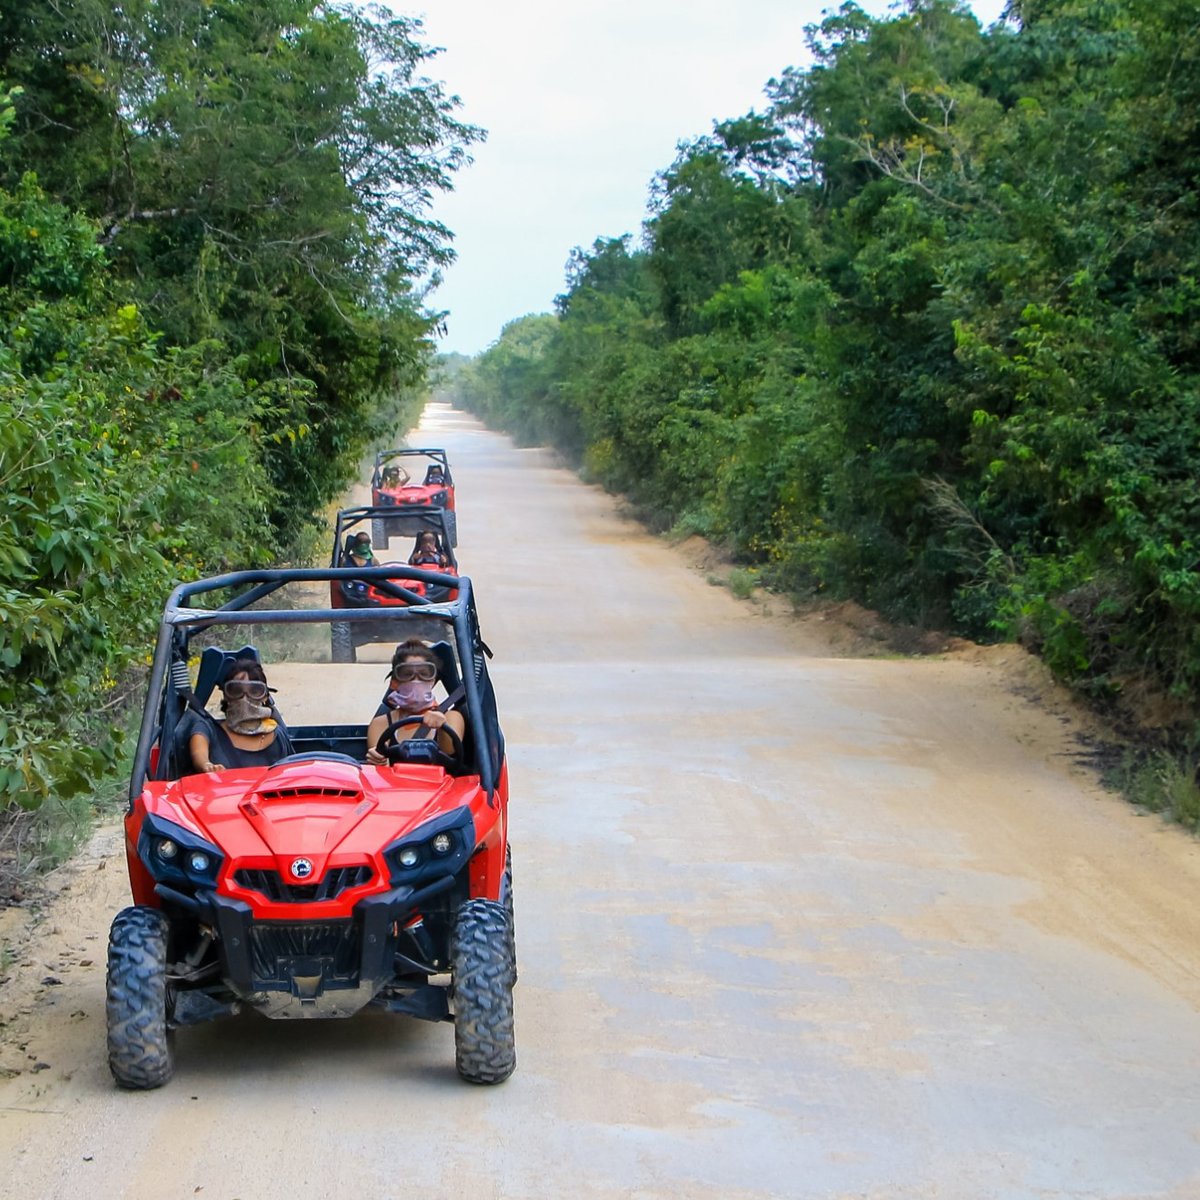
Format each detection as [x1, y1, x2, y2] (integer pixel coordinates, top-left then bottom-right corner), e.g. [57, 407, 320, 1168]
[3, 404, 1200, 1199]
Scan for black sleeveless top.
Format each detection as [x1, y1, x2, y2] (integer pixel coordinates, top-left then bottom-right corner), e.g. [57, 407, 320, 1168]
[182, 711, 293, 769]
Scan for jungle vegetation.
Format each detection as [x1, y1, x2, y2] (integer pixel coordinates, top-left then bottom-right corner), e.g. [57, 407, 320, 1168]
[453, 0, 1200, 760]
[0, 1, 479, 822]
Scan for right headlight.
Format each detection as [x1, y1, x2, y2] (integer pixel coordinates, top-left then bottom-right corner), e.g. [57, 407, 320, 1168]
[383, 808, 473, 885]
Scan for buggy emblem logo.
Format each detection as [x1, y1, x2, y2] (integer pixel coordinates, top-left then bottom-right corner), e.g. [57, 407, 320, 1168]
[290, 858, 314, 880]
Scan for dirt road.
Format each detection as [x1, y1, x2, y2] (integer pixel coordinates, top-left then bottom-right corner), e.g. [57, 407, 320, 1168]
[3, 404, 1200, 1199]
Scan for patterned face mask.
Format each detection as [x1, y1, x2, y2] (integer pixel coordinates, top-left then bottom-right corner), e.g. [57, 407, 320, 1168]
[385, 681, 435, 714]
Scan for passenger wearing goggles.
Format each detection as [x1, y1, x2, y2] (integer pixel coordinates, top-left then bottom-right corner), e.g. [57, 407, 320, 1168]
[187, 658, 293, 773]
[365, 640, 465, 765]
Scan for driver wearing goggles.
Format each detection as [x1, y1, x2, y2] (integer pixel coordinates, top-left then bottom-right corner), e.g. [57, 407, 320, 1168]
[365, 640, 465, 765]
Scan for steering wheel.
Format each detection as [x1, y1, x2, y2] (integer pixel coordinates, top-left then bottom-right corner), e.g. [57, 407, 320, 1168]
[375, 714, 465, 772]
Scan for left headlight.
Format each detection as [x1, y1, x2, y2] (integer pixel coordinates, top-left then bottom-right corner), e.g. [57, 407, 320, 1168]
[138, 814, 224, 890]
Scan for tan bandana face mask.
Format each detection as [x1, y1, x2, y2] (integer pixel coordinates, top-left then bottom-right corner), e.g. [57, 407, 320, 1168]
[224, 696, 276, 735]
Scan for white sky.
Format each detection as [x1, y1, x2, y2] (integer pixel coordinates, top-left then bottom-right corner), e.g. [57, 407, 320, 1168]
[413, 0, 1009, 355]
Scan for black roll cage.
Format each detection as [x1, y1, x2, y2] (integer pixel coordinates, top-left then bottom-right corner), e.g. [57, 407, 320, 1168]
[372, 448, 452, 489]
[333, 505, 457, 570]
[131, 566, 497, 807]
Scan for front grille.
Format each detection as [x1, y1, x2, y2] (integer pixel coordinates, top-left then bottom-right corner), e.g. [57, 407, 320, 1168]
[235, 865, 373, 902]
[249, 921, 361, 988]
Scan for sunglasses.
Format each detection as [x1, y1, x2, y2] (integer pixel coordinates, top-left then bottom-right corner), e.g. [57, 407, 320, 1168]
[391, 662, 437, 683]
[222, 679, 270, 701]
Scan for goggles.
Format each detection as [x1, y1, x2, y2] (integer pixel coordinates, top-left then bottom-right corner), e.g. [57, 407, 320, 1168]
[222, 679, 270, 701]
[391, 662, 437, 683]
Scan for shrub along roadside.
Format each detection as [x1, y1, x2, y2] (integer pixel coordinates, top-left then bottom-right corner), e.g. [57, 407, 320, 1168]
[0, 3, 480, 832]
[0, 50, 450, 831]
[0, 169, 282, 825]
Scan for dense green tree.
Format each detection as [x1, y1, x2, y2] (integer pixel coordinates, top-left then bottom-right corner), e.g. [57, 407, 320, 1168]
[0, 2, 479, 817]
[645, 122, 809, 339]
[455, 0, 1200, 745]
[455, 314, 560, 446]
[0, 162, 276, 811]
[0, 0, 480, 543]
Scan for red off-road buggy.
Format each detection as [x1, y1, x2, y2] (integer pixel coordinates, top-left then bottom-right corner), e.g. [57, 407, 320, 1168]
[107, 565, 514, 1088]
[329, 505, 459, 663]
[371, 448, 456, 547]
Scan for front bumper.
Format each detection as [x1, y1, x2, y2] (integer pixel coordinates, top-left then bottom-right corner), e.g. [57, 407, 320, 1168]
[189, 879, 454, 1019]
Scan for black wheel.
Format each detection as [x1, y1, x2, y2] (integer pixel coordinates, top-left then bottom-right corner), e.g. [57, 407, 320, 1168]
[371, 518, 389, 549]
[443, 510, 458, 548]
[106, 906, 174, 1089]
[331, 621, 356, 663]
[451, 898, 516, 1084]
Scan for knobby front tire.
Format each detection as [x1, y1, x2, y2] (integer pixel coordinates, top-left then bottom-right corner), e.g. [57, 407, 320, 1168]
[106, 906, 174, 1089]
[451, 898, 516, 1084]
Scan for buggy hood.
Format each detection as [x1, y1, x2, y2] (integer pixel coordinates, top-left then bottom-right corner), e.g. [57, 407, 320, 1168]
[164, 759, 477, 878]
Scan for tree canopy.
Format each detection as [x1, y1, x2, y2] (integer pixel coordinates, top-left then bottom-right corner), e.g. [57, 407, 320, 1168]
[453, 0, 1200, 747]
[0, 3, 479, 816]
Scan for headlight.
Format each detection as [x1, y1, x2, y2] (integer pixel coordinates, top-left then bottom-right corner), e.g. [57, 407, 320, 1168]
[138, 815, 224, 891]
[383, 808, 475, 884]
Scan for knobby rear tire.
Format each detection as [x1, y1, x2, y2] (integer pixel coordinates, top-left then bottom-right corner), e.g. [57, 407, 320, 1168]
[106, 906, 174, 1090]
[451, 898, 516, 1084]
[330, 621, 356, 663]
[503, 845, 517, 981]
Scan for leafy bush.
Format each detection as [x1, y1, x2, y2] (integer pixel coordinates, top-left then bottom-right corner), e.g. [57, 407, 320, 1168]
[0, 0, 477, 819]
[0, 176, 279, 811]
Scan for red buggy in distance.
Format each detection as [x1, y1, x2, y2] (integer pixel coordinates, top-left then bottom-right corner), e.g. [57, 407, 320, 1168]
[371, 448, 456, 547]
[107, 565, 515, 1089]
[329, 505, 459, 663]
